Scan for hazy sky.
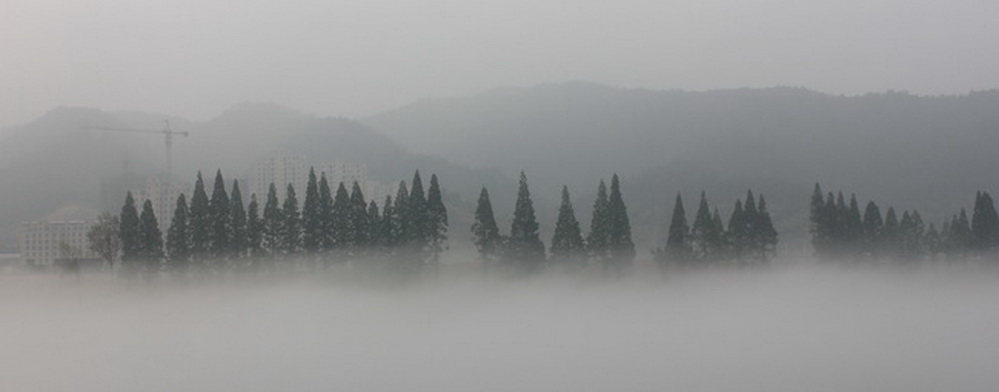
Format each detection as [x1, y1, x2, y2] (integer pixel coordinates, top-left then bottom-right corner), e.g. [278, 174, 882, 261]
[2, 0, 997, 126]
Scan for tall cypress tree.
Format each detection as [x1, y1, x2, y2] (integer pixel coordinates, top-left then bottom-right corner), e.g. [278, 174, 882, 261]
[188, 172, 211, 269]
[165, 193, 190, 277]
[882, 207, 901, 259]
[690, 191, 715, 263]
[230, 180, 247, 263]
[261, 183, 283, 259]
[711, 207, 728, 259]
[953, 208, 973, 258]
[586, 180, 610, 265]
[471, 187, 501, 263]
[208, 170, 231, 262]
[809, 183, 828, 257]
[349, 181, 370, 256]
[972, 191, 999, 252]
[754, 195, 779, 263]
[408, 171, 430, 260]
[301, 167, 322, 255]
[281, 183, 301, 257]
[550, 185, 585, 269]
[862, 201, 883, 259]
[845, 194, 864, 256]
[727, 199, 747, 262]
[393, 181, 410, 253]
[119, 192, 142, 277]
[367, 200, 382, 255]
[331, 182, 351, 259]
[318, 174, 334, 256]
[606, 174, 635, 269]
[246, 193, 262, 260]
[380, 195, 397, 254]
[508, 172, 546, 272]
[663, 193, 691, 268]
[426, 174, 449, 266]
[139, 199, 163, 280]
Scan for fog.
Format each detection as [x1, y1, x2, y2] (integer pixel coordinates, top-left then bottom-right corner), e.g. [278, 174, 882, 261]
[3, 262, 999, 391]
[3, 0, 999, 126]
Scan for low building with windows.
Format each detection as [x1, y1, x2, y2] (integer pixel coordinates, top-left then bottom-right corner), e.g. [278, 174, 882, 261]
[18, 220, 100, 269]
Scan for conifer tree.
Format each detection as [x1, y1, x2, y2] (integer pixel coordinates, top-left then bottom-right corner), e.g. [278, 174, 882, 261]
[550, 185, 585, 269]
[711, 208, 728, 258]
[925, 223, 941, 260]
[862, 201, 883, 258]
[119, 192, 142, 276]
[508, 172, 546, 272]
[139, 199, 163, 280]
[951, 209, 972, 258]
[426, 174, 449, 267]
[845, 194, 864, 256]
[367, 200, 382, 254]
[349, 181, 370, 256]
[727, 199, 747, 262]
[261, 183, 283, 259]
[408, 171, 430, 260]
[471, 187, 501, 263]
[208, 170, 231, 262]
[809, 183, 829, 257]
[318, 174, 334, 256]
[882, 207, 901, 259]
[165, 193, 190, 277]
[188, 172, 211, 269]
[281, 183, 301, 256]
[246, 193, 262, 260]
[741, 190, 760, 263]
[301, 167, 322, 255]
[606, 174, 635, 269]
[662, 193, 691, 268]
[690, 191, 715, 263]
[380, 195, 397, 254]
[331, 182, 351, 259]
[393, 182, 410, 251]
[586, 180, 610, 264]
[971, 191, 999, 252]
[230, 180, 247, 263]
[753, 195, 779, 264]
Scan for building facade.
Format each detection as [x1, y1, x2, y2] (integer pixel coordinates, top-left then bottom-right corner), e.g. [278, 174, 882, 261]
[18, 220, 99, 268]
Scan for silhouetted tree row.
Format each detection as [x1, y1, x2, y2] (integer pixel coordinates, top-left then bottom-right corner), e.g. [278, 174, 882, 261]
[654, 190, 777, 269]
[809, 183, 999, 262]
[472, 173, 634, 275]
[118, 169, 447, 280]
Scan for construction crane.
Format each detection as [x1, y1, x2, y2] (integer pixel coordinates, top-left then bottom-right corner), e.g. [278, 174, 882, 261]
[82, 120, 189, 183]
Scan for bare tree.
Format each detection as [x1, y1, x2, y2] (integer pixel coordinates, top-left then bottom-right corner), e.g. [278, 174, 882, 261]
[57, 241, 81, 280]
[87, 212, 122, 277]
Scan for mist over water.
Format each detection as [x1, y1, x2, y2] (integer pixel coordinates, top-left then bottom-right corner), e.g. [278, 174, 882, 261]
[2, 260, 998, 391]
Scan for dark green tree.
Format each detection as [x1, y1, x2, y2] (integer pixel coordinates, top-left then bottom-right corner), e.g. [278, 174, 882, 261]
[727, 199, 747, 262]
[208, 170, 231, 263]
[165, 193, 190, 277]
[660, 193, 691, 268]
[119, 192, 142, 277]
[408, 171, 430, 261]
[752, 195, 779, 264]
[508, 172, 546, 272]
[689, 191, 716, 263]
[471, 187, 501, 263]
[426, 174, 449, 267]
[882, 207, 902, 259]
[349, 181, 370, 256]
[139, 199, 163, 280]
[280, 183, 301, 256]
[606, 174, 635, 269]
[971, 191, 999, 252]
[318, 174, 334, 256]
[809, 183, 829, 257]
[301, 167, 322, 255]
[862, 201, 883, 258]
[230, 180, 247, 262]
[188, 172, 211, 269]
[550, 185, 585, 269]
[330, 182, 351, 260]
[246, 193, 262, 260]
[586, 180, 610, 264]
[261, 183, 283, 259]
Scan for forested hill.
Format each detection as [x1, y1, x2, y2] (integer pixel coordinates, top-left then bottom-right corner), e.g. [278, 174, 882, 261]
[363, 82, 999, 248]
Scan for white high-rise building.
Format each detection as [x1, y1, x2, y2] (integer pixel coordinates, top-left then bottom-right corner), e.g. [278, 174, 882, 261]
[18, 220, 99, 268]
[130, 177, 189, 235]
[251, 156, 309, 203]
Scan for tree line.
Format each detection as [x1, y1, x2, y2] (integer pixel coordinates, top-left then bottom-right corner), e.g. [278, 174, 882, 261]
[809, 183, 999, 262]
[655, 190, 778, 269]
[114, 169, 447, 280]
[471, 173, 636, 274]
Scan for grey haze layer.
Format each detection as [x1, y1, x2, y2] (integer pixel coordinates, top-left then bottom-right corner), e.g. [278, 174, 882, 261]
[2, 264, 997, 391]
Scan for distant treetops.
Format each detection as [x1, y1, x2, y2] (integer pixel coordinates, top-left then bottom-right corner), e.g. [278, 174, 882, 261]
[809, 183, 998, 263]
[655, 190, 778, 269]
[117, 168, 447, 279]
[472, 173, 635, 275]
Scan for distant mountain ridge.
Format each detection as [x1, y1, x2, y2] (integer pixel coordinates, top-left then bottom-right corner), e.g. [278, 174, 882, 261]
[362, 82, 999, 247]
